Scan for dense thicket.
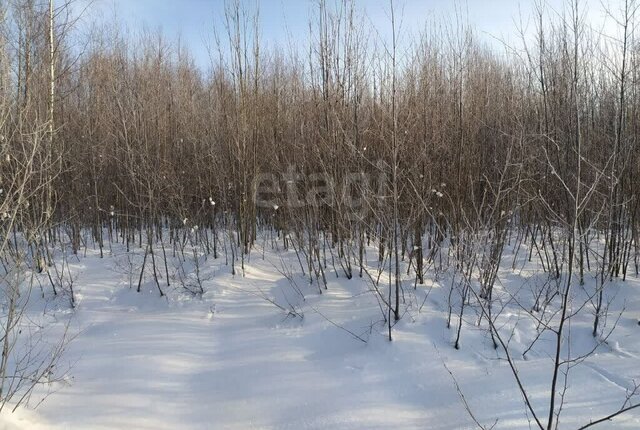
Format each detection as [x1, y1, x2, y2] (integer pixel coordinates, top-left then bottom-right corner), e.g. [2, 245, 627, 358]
[0, 0, 638, 313]
[1, 1, 639, 307]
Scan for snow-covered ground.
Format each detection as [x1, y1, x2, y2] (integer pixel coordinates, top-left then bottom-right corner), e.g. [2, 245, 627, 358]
[3, 239, 640, 429]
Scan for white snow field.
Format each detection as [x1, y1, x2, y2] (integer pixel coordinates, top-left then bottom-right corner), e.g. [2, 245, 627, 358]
[2, 239, 640, 430]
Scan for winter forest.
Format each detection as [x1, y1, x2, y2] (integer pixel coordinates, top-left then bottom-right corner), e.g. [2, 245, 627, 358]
[1, 0, 640, 428]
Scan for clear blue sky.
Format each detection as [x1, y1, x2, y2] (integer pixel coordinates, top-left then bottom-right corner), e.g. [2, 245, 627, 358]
[76, 0, 614, 69]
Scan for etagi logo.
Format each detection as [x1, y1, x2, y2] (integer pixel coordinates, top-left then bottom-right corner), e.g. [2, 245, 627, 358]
[255, 165, 388, 212]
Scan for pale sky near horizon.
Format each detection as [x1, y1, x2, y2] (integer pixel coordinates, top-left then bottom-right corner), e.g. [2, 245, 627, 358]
[74, 0, 619, 69]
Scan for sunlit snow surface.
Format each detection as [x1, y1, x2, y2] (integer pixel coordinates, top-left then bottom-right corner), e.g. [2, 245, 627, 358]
[4, 240, 640, 429]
